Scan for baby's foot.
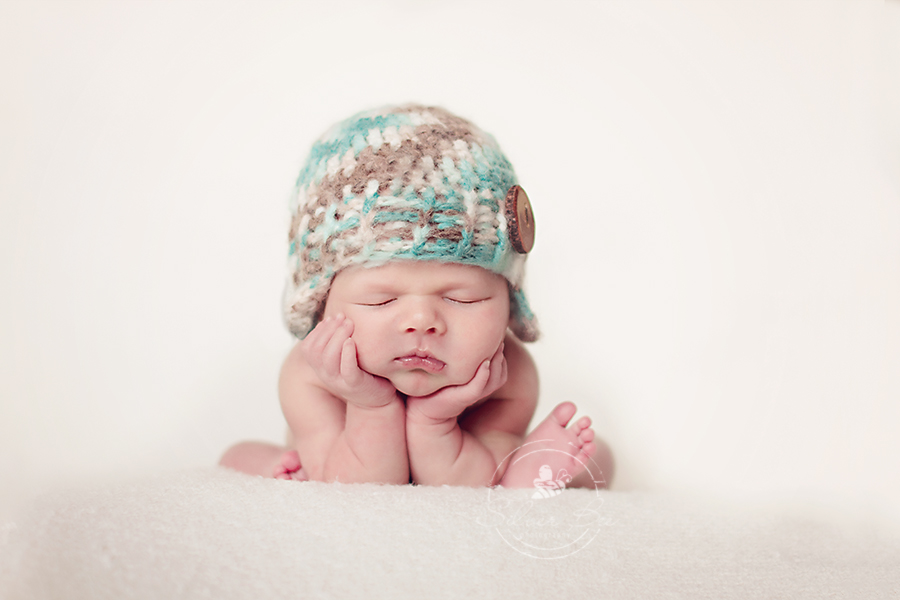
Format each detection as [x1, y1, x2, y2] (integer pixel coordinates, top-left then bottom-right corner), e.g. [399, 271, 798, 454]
[273, 450, 309, 481]
[498, 402, 596, 488]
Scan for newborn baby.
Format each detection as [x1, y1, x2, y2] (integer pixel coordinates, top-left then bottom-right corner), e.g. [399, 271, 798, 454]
[220, 104, 613, 489]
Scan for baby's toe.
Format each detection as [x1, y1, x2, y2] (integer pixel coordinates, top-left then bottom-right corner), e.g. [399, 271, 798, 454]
[273, 450, 304, 479]
[289, 467, 310, 482]
[549, 402, 578, 427]
[580, 441, 597, 462]
[572, 415, 592, 433]
[281, 450, 302, 471]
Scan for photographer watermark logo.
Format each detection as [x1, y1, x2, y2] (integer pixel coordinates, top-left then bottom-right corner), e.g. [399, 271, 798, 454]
[531, 465, 570, 499]
[479, 441, 610, 560]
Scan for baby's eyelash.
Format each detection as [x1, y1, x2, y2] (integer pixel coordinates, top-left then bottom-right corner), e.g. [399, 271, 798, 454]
[359, 299, 395, 306]
[445, 297, 485, 305]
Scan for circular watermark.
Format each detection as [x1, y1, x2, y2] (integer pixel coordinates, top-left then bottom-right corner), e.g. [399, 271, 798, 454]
[480, 440, 610, 559]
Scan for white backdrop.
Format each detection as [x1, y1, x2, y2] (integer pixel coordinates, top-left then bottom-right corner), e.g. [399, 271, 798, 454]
[2, 1, 898, 526]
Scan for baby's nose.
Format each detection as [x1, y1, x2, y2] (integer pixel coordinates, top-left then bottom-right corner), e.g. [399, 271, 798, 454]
[401, 301, 446, 335]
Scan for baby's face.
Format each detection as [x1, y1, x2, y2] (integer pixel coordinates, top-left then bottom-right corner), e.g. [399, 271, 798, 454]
[323, 261, 510, 397]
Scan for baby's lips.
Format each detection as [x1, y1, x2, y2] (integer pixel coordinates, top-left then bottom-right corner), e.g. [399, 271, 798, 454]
[394, 355, 446, 373]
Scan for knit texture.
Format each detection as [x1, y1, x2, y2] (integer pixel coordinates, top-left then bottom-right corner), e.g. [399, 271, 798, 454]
[283, 104, 538, 341]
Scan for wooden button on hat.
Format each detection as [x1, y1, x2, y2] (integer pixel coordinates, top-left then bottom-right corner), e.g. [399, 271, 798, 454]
[505, 185, 535, 254]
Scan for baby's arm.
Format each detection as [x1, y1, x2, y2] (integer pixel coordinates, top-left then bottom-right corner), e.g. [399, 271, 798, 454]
[405, 335, 538, 486]
[280, 315, 409, 484]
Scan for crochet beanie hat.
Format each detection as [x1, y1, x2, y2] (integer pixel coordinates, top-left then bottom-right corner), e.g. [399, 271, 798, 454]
[283, 104, 539, 342]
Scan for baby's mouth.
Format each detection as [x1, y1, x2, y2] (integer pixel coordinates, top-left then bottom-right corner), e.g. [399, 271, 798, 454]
[395, 351, 446, 373]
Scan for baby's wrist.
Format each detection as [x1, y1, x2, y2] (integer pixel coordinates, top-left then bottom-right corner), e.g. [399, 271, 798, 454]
[346, 387, 401, 409]
[405, 401, 458, 428]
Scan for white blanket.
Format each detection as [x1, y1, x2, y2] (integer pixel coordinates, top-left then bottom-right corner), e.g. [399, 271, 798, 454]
[2, 468, 898, 599]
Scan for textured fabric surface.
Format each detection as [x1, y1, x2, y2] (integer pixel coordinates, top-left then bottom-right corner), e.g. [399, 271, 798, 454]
[2, 468, 898, 599]
[283, 104, 538, 342]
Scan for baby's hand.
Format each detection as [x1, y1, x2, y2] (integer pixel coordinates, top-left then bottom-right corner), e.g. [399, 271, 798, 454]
[300, 314, 398, 408]
[407, 342, 508, 422]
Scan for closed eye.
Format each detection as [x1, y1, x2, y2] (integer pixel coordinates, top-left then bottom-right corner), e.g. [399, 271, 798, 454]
[358, 299, 396, 307]
[445, 297, 487, 305]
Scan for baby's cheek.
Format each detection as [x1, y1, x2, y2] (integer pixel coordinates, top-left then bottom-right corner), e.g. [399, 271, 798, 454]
[354, 348, 382, 376]
[454, 346, 498, 383]
[350, 335, 382, 374]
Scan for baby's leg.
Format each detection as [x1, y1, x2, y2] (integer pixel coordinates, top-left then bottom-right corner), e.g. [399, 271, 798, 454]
[219, 441, 308, 481]
[499, 402, 611, 489]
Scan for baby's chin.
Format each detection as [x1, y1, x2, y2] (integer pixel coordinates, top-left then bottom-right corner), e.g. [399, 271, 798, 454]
[391, 378, 444, 398]
[388, 371, 468, 398]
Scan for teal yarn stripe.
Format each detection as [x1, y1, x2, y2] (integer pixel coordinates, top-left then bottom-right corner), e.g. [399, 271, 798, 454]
[295, 112, 417, 188]
[372, 210, 420, 224]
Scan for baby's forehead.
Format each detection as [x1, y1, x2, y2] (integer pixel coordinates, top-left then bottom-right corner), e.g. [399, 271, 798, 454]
[336, 260, 505, 289]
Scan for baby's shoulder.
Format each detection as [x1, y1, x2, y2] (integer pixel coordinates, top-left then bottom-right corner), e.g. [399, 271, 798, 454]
[278, 340, 321, 393]
[503, 332, 536, 374]
[499, 332, 539, 401]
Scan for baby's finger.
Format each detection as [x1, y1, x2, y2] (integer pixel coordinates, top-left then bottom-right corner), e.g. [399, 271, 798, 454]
[491, 342, 505, 371]
[469, 359, 492, 391]
[493, 354, 509, 391]
[436, 359, 490, 405]
[339, 337, 362, 385]
[485, 343, 507, 392]
[303, 316, 340, 356]
[321, 316, 352, 377]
